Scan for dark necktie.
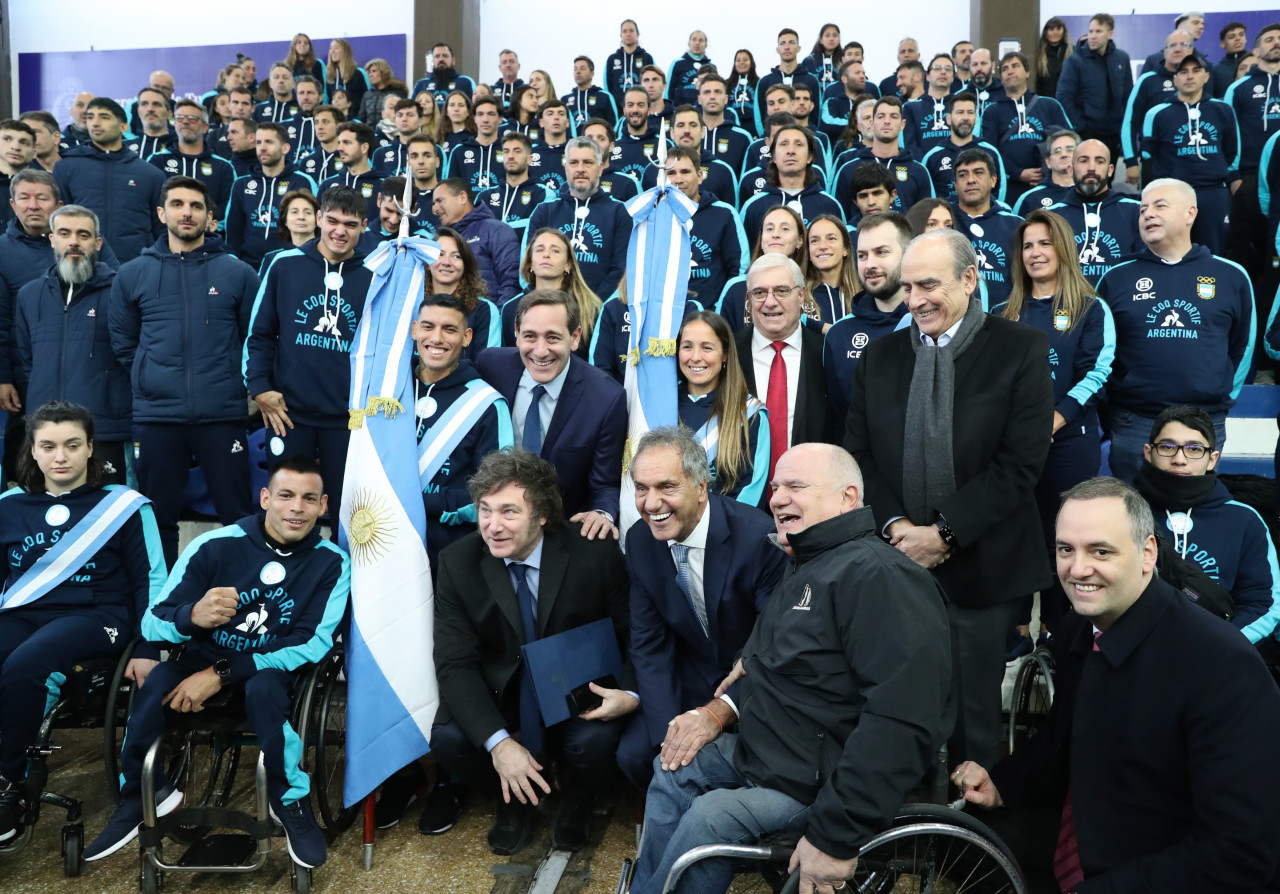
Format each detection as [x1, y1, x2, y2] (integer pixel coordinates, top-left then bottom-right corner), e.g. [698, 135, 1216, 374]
[521, 384, 547, 454]
[509, 563, 543, 754]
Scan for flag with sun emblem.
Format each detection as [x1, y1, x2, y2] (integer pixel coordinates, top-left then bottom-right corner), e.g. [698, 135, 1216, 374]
[340, 234, 441, 807]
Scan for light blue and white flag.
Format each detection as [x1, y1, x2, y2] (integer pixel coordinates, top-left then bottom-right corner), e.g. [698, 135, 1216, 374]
[340, 234, 441, 807]
[619, 182, 698, 536]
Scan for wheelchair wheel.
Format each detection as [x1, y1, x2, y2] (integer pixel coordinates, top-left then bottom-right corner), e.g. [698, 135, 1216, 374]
[849, 804, 1026, 894]
[1007, 647, 1055, 754]
[140, 856, 162, 894]
[169, 732, 242, 844]
[62, 824, 83, 877]
[291, 862, 313, 894]
[103, 638, 140, 800]
[312, 660, 358, 834]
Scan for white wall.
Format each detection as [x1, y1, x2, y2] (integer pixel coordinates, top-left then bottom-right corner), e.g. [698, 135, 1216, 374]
[9, 0, 414, 109]
[477, 1, 971, 97]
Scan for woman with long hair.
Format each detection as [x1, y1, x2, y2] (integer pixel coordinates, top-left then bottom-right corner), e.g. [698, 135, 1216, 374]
[358, 58, 394, 123]
[215, 63, 244, 93]
[437, 91, 475, 156]
[507, 229, 600, 355]
[905, 197, 955, 235]
[209, 92, 231, 126]
[675, 311, 770, 505]
[426, 227, 502, 359]
[717, 204, 809, 332]
[999, 208, 1113, 647]
[506, 85, 542, 142]
[805, 214, 859, 323]
[0, 401, 165, 844]
[258, 191, 320, 275]
[529, 70, 555, 106]
[725, 50, 760, 135]
[285, 33, 324, 83]
[326, 38, 368, 113]
[802, 24, 842, 86]
[1036, 17, 1072, 97]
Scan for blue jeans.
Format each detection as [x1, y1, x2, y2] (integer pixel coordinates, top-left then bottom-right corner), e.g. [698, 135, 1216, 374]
[1107, 408, 1226, 484]
[629, 734, 809, 894]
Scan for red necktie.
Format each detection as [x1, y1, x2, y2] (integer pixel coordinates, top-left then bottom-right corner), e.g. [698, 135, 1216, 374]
[766, 341, 788, 482]
[1054, 632, 1101, 893]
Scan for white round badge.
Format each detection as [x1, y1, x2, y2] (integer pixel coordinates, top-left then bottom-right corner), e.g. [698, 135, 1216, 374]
[270, 436, 284, 456]
[574, 206, 590, 219]
[324, 272, 344, 291]
[969, 223, 985, 238]
[1085, 213, 1101, 229]
[45, 504, 71, 527]
[1167, 512, 1194, 536]
[260, 561, 286, 585]
[416, 396, 437, 418]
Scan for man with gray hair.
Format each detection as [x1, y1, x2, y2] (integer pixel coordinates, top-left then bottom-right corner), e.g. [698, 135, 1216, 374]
[953, 476, 1280, 894]
[618, 425, 785, 789]
[13, 205, 129, 480]
[845, 227, 1054, 772]
[734, 254, 836, 497]
[147, 99, 236, 219]
[629, 442, 953, 894]
[432, 177, 520, 303]
[524, 136, 633, 298]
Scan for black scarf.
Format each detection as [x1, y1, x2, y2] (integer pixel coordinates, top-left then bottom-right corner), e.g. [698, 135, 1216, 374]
[1133, 460, 1218, 512]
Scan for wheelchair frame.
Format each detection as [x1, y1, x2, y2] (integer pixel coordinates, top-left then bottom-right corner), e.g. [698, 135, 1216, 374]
[1007, 644, 1056, 755]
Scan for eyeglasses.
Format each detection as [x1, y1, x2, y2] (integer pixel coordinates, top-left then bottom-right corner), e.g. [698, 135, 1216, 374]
[747, 285, 799, 302]
[1166, 41, 1192, 50]
[174, 115, 203, 123]
[1049, 145, 1076, 155]
[1152, 442, 1210, 459]
[929, 66, 955, 73]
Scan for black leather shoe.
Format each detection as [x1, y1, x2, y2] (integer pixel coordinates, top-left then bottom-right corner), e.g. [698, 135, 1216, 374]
[551, 787, 594, 851]
[487, 800, 536, 855]
[374, 763, 427, 829]
[418, 782, 467, 835]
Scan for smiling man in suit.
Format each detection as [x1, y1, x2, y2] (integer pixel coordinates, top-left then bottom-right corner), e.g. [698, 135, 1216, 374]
[431, 447, 635, 854]
[844, 228, 1054, 771]
[734, 255, 837, 508]
[618, 426, 785, 789]
[477, 290, 628, 539]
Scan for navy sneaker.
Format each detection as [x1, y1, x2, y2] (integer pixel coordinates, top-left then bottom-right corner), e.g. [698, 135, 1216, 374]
[1005, 634, 1034, 664]
[374, 762, 427, 829]
[84, 784, 182, 862]
[0, 776, 27, 845]
[271, 797, 326, 869]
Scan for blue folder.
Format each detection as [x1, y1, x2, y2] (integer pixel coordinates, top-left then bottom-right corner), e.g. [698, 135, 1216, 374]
[520, 617, 623, 727]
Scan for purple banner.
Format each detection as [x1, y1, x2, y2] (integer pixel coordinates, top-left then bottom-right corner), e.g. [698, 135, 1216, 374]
[1055, 12, 1279, 74]
[18, 34, 406, 126]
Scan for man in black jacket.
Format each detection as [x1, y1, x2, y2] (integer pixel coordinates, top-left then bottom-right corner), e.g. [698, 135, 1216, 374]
[845, 228, 1054, 770]
[629, 443, 953, 894]
[953, 477, 1280, 894]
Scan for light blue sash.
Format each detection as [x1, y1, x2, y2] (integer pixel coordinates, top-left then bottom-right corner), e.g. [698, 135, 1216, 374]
[418, 381, 504, 488]
[0, 486, 148, 611]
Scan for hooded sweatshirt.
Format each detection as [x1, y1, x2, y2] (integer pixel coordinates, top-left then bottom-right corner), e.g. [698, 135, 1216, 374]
[822, 292, 910, 423]
[148, 145, 237, 219]
[1047, 188, 1143, 286]
[525, 184, 633, 299]
[1141, 97, 1241, 186]
[978, 90, 1074, 199]
[741, 180, 843, 246]
[243, 239, 372, 428]
[1096, 244, 1254, 416]
[667, 52, 709, 107]
[834, 148, 934, 218]
[1223, 66, 1280, 174]
[450, 201, 521, 303]
[1134, 462, 1280, 643]
[142, 515, 349, 685]
[225, 163, 320, 268]
[53, 143, 166, 262]
[953, 203, 1025, 305]
[606, 45, 656, 107]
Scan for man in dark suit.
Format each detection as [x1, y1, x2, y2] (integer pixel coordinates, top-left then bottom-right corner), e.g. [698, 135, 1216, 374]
[618, 426, 785, 789]
[844, 228, 1054, 769]
[431, 448, 635, 854]
[477, 289, 628, 539]
[953, 478, 1280, 894]
[734, 254, 836, 501]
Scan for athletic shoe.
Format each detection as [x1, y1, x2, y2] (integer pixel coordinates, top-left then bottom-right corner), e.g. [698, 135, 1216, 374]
[374, 762, 427, 829]
[84, 784, 182, 862]
[1005, 634, 1034, 664]
[271, 797, 327, 869]
[418, 781, 467, 835]
[0, 776, 26, 845]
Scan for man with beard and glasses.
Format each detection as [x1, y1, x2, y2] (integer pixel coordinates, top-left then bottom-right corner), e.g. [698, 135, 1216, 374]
[1047, 139, 1142, 286]
[15, 205, 129, 481]
[823, 211, 912, 427]
[921, 93, 1007, 204]
[411, 43, 476, 109]
[147, 100, 236, 220]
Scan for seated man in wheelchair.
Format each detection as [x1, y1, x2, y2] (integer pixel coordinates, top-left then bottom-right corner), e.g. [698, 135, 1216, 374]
[628, 444, 954, 894]
[85, 456, 350, 870]
[0, 401, 165, 845]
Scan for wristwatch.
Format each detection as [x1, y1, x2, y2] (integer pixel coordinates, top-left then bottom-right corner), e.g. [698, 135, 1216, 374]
[936, 516, 958, 548]
[213, 659, 233, 685]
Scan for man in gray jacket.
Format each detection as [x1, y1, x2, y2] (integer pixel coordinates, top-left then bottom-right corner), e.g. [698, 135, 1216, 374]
[628, 443, 953, 894]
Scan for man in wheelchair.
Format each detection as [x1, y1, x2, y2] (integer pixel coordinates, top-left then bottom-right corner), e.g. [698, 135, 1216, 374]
[628, 445, 954, 894]
[84, 456, 350, 870]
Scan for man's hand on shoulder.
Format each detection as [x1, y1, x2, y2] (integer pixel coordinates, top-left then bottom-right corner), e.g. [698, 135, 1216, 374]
[190, 586, 240, 629]
[571, 510, 619, 541]
[788, 835, 858, 894]
[490, 737, 552, 806]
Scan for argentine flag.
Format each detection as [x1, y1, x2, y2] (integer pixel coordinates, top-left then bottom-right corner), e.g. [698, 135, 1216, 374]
[340, 235, 441, 806]
[619, 183, 698, 536]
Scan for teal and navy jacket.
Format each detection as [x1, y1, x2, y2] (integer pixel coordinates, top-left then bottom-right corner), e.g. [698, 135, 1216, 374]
[1141, 98, 1242, 186]
[142, 515, 349, 685]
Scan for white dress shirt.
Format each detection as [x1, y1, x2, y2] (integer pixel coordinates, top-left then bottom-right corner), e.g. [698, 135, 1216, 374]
[750, 324, 803, 446]
[511, 362, 571, 447]
[919, 315, 965, 347]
